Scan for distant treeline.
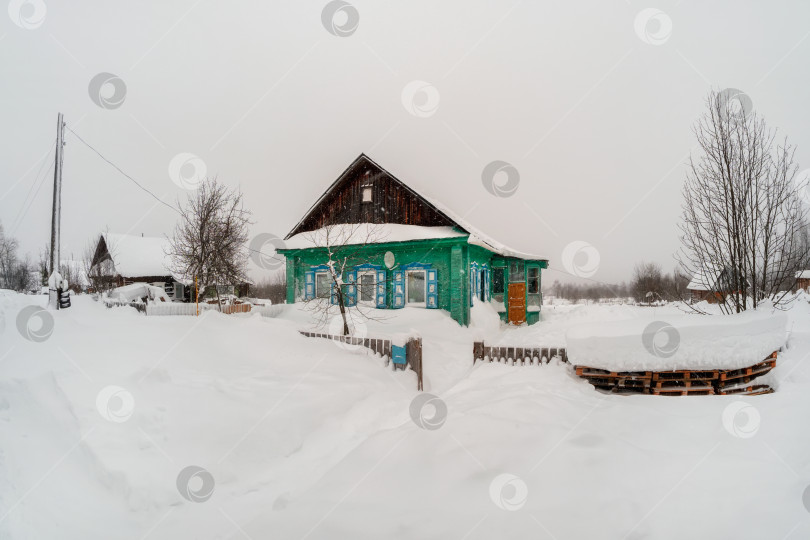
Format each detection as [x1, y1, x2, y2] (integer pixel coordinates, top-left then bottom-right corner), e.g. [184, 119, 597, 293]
[251, 271, 287, 304]
[547, 262, 691, 303]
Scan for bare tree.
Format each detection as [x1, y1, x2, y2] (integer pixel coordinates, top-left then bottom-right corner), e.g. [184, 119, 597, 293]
[0, 222, 19, 289]
[300, 222, 387, 335]
[677, 89, 809, 314]
[252, 270, 287, 304]
[167, 178, 252, 311]
[631, 262, 664, 305]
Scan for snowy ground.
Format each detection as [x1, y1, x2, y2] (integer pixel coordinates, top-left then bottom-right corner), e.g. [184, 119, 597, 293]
[1, 292, 810, 539]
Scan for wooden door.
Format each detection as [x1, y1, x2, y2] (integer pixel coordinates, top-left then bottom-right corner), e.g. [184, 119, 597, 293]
[508, 283, 526, 324]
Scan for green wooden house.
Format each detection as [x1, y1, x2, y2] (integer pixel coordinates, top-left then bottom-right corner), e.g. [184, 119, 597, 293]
[277, 154, 548, 326]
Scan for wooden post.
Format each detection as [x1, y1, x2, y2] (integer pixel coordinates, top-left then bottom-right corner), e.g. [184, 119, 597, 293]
[473, 341, 484, 364]
[406, 336, 423, 391]
[48, 113, 65, 310]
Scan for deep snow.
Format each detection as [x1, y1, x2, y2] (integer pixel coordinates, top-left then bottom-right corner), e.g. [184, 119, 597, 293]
[1, 293, 810, 539]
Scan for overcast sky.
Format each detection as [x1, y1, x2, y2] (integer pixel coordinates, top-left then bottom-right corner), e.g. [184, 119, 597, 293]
[2, 0, 809, 285]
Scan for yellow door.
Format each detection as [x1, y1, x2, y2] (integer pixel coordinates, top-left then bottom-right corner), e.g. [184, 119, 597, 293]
[508, 283, 526, 324]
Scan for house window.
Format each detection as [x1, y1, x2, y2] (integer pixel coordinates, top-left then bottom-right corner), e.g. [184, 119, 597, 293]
[362, 186, 372, 202]
[509, 260, 524, 282]
[527, 267, 540, 294]
[358, 271, 375, 303]
[492, 267, 505, 303]
[528, 266, 541, 309]
[315, 272, 330, 299]
[407, 270, 426, 304]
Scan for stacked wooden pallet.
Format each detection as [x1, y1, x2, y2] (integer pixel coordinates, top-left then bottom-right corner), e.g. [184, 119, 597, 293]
[574, 353, 777, 396]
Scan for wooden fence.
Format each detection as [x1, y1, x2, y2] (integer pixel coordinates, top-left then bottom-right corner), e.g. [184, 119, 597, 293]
[299, 331, 423, 391]
[473, 342, 568, 365]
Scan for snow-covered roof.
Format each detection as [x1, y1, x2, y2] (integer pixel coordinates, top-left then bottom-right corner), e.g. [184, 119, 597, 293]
[419, 191, 545, 260]
[796, 270, 810, 279]
[283, 222, 546, 260]
[687, 264, 724, 291]
[284, 224, 467, 250]
[100, 233, 174, 278]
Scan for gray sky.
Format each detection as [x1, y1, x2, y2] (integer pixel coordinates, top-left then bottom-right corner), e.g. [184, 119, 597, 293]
[2, 0, 809, 285]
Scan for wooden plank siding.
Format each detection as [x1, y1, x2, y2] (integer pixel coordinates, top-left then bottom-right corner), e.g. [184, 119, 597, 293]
[286, 155, 456, 238]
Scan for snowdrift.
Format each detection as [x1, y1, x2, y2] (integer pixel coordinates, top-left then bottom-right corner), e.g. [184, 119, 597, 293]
[566, 310, 788, 371]
[107, 283, 170, 303]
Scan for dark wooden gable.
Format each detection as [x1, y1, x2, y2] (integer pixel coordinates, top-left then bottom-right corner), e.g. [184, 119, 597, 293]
[90, 234, 111, 268]
[285, 154, 461, 239]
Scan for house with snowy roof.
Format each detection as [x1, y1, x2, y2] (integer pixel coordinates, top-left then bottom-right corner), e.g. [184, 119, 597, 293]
[89, 233, 189, 301]
[277, 154, 549, 326]
[686, 264, 747, 304]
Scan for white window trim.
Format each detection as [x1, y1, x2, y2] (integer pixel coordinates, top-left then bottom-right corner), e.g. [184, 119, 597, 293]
[315, 271, 330, 299]
[361, 186, 372, 202]
[406, 269, 427, 306]
[357, 270, 377, 306]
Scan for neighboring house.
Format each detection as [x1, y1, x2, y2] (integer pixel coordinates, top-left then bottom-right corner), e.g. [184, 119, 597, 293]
[686, 265, 743, 304]
[277, 154, 549, 326]
[89, 233, 189, 301]
[796, 270, 810, 292]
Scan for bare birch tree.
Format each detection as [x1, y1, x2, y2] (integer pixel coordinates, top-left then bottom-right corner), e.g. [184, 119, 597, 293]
[167, 179, 252, 311]
[677, 89, 809, 313]
[300, 222, 387, 335]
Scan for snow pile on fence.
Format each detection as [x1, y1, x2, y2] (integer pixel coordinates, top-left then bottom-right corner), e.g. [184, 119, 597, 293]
[566, 310, 788, 371]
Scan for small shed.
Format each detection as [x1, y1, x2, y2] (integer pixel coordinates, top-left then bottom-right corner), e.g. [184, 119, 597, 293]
[686, 265, 744, 304]
[89, 233, 188, 301]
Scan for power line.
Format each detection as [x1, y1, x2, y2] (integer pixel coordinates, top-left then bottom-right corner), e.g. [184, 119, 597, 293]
[64, 124, 284, 265]
[65, 125, 180, 215]
[10, 145, 56, 235]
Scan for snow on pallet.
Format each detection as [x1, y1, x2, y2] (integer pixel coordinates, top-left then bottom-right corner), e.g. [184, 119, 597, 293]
[574, 354, 777, 396]
[566, 311, 787, 372]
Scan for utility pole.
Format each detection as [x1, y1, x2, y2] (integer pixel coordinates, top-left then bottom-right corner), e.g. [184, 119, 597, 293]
[48, 112, 65, 310]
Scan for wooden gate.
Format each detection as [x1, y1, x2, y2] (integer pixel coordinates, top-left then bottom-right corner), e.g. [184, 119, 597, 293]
[508, 283, 525, 324]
